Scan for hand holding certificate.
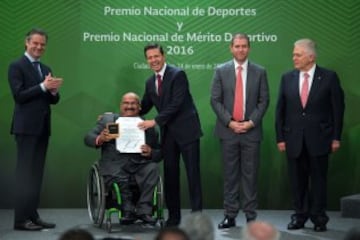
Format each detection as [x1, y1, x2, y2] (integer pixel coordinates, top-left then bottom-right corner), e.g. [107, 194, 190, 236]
[115, 117, 145, 153]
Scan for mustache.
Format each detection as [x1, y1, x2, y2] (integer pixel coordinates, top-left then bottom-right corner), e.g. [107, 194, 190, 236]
[125, 108, 136, 111]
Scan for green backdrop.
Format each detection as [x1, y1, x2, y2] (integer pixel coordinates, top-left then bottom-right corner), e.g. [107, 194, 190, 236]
[1, 0, 359, 209]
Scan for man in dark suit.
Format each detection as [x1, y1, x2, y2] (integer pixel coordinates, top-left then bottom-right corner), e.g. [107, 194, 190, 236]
[8, 28, 63, 230]
[138, 43, 203, 227]
[275, 38, 345, 232]
[84, 92, 161, 225]
[210, 33, 269, 228]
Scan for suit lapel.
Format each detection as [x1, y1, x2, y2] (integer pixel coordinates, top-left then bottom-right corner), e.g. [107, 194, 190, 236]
[23, 57, 43, 83]
[160, 65, 178, 107]
[152, 74, 157, 94]
[149, 74, 161, 108]
[246, 63, 255, 103]
[226, 61, 236, 98]
[290, 70, 302, 107]
[307, 67, 322, 106]
[159, 67, 169, 107]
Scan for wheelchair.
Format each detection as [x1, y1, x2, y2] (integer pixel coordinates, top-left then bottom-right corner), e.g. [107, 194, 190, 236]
[87, 162, 165, 232]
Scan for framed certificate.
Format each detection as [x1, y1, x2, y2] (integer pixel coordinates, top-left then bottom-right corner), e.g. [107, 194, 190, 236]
[106, 123, 119, 138]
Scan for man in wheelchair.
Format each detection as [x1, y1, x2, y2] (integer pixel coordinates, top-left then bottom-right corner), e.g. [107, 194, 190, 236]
[84, 92, 161, 225]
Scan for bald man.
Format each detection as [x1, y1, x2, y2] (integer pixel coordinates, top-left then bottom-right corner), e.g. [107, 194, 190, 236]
[85, 92, 161, 225]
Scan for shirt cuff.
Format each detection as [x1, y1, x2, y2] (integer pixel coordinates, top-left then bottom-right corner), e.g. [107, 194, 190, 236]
[95, 135, 103, 146]
[40, 83, 46, 92]
[249, 120, 255, 127]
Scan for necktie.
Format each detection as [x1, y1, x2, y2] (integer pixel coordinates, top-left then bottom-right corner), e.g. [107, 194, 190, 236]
[156, 74, 162, 96]
[301, 73, 309, 108]
[233, 66, 244, 121]
[33, 61, 43, 79]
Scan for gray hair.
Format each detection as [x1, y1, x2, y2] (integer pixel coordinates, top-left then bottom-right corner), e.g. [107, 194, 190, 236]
[294, 38, 317, 57]
[241, 221, 280, 240]
[180, 212, 214, 240]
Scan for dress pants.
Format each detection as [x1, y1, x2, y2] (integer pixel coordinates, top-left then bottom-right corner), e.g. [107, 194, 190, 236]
[163, 132, 202, 220]
[14, 134, 49, 223]
[104, 160, 159, 215]
[220, 137, 259, 219]
[287, 143, 329, 225]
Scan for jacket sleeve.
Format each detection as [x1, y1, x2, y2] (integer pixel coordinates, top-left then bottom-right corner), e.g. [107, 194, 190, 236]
[8, 62, 48, 104]
[248, 68, 270, 126]
[275, 75, 286, 143]
[330, 72, 345, 141]
[84, 114, 109, 148]
[210, 66, 232, 126]
[146, 128, 162, 162]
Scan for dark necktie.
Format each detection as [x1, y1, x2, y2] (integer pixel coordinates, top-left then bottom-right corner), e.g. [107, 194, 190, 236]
[33, 61, 43, 79]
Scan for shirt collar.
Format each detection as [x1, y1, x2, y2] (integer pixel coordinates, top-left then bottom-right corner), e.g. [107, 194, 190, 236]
[301, 64, 316, 78]
[155, 63, 167, 77]
[233, 59, 248, 70]
[24, 51, 40, 63]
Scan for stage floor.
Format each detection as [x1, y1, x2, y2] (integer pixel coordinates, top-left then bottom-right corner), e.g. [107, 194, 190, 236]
[0, 209, 359, 240]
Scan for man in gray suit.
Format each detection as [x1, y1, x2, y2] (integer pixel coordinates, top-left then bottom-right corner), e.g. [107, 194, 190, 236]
[210, 33, 269, 228]
[84, 92, 161, 225]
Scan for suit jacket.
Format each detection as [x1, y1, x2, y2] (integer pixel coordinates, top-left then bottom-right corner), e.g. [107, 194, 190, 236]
[275, 65, 345, 158]
[140, 64, 203, 145]
[84, 113, 162, 176]
[8, 55, 60, 136]
[210, 60, 270, 141]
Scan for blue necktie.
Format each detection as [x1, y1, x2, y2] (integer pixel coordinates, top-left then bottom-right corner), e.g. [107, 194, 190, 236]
[33, 61, 43, 79]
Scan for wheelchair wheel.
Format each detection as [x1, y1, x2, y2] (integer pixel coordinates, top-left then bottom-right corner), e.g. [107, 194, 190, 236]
[87, 163, 106, 227]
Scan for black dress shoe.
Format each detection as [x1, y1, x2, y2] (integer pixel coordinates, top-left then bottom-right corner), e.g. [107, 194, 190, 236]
[14, 220, 43, 231]
[218, 216, 236, 229]
[287, 220, 305, 230]
[120, 212, 136, 225]
[139, 214, 156, 225]
[165, 218, 180, 227]
[314, 224, 327, 232]
[32, 218, 56, 229]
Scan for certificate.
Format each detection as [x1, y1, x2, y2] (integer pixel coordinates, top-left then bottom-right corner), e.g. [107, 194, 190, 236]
[115, 117, 145, 153]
